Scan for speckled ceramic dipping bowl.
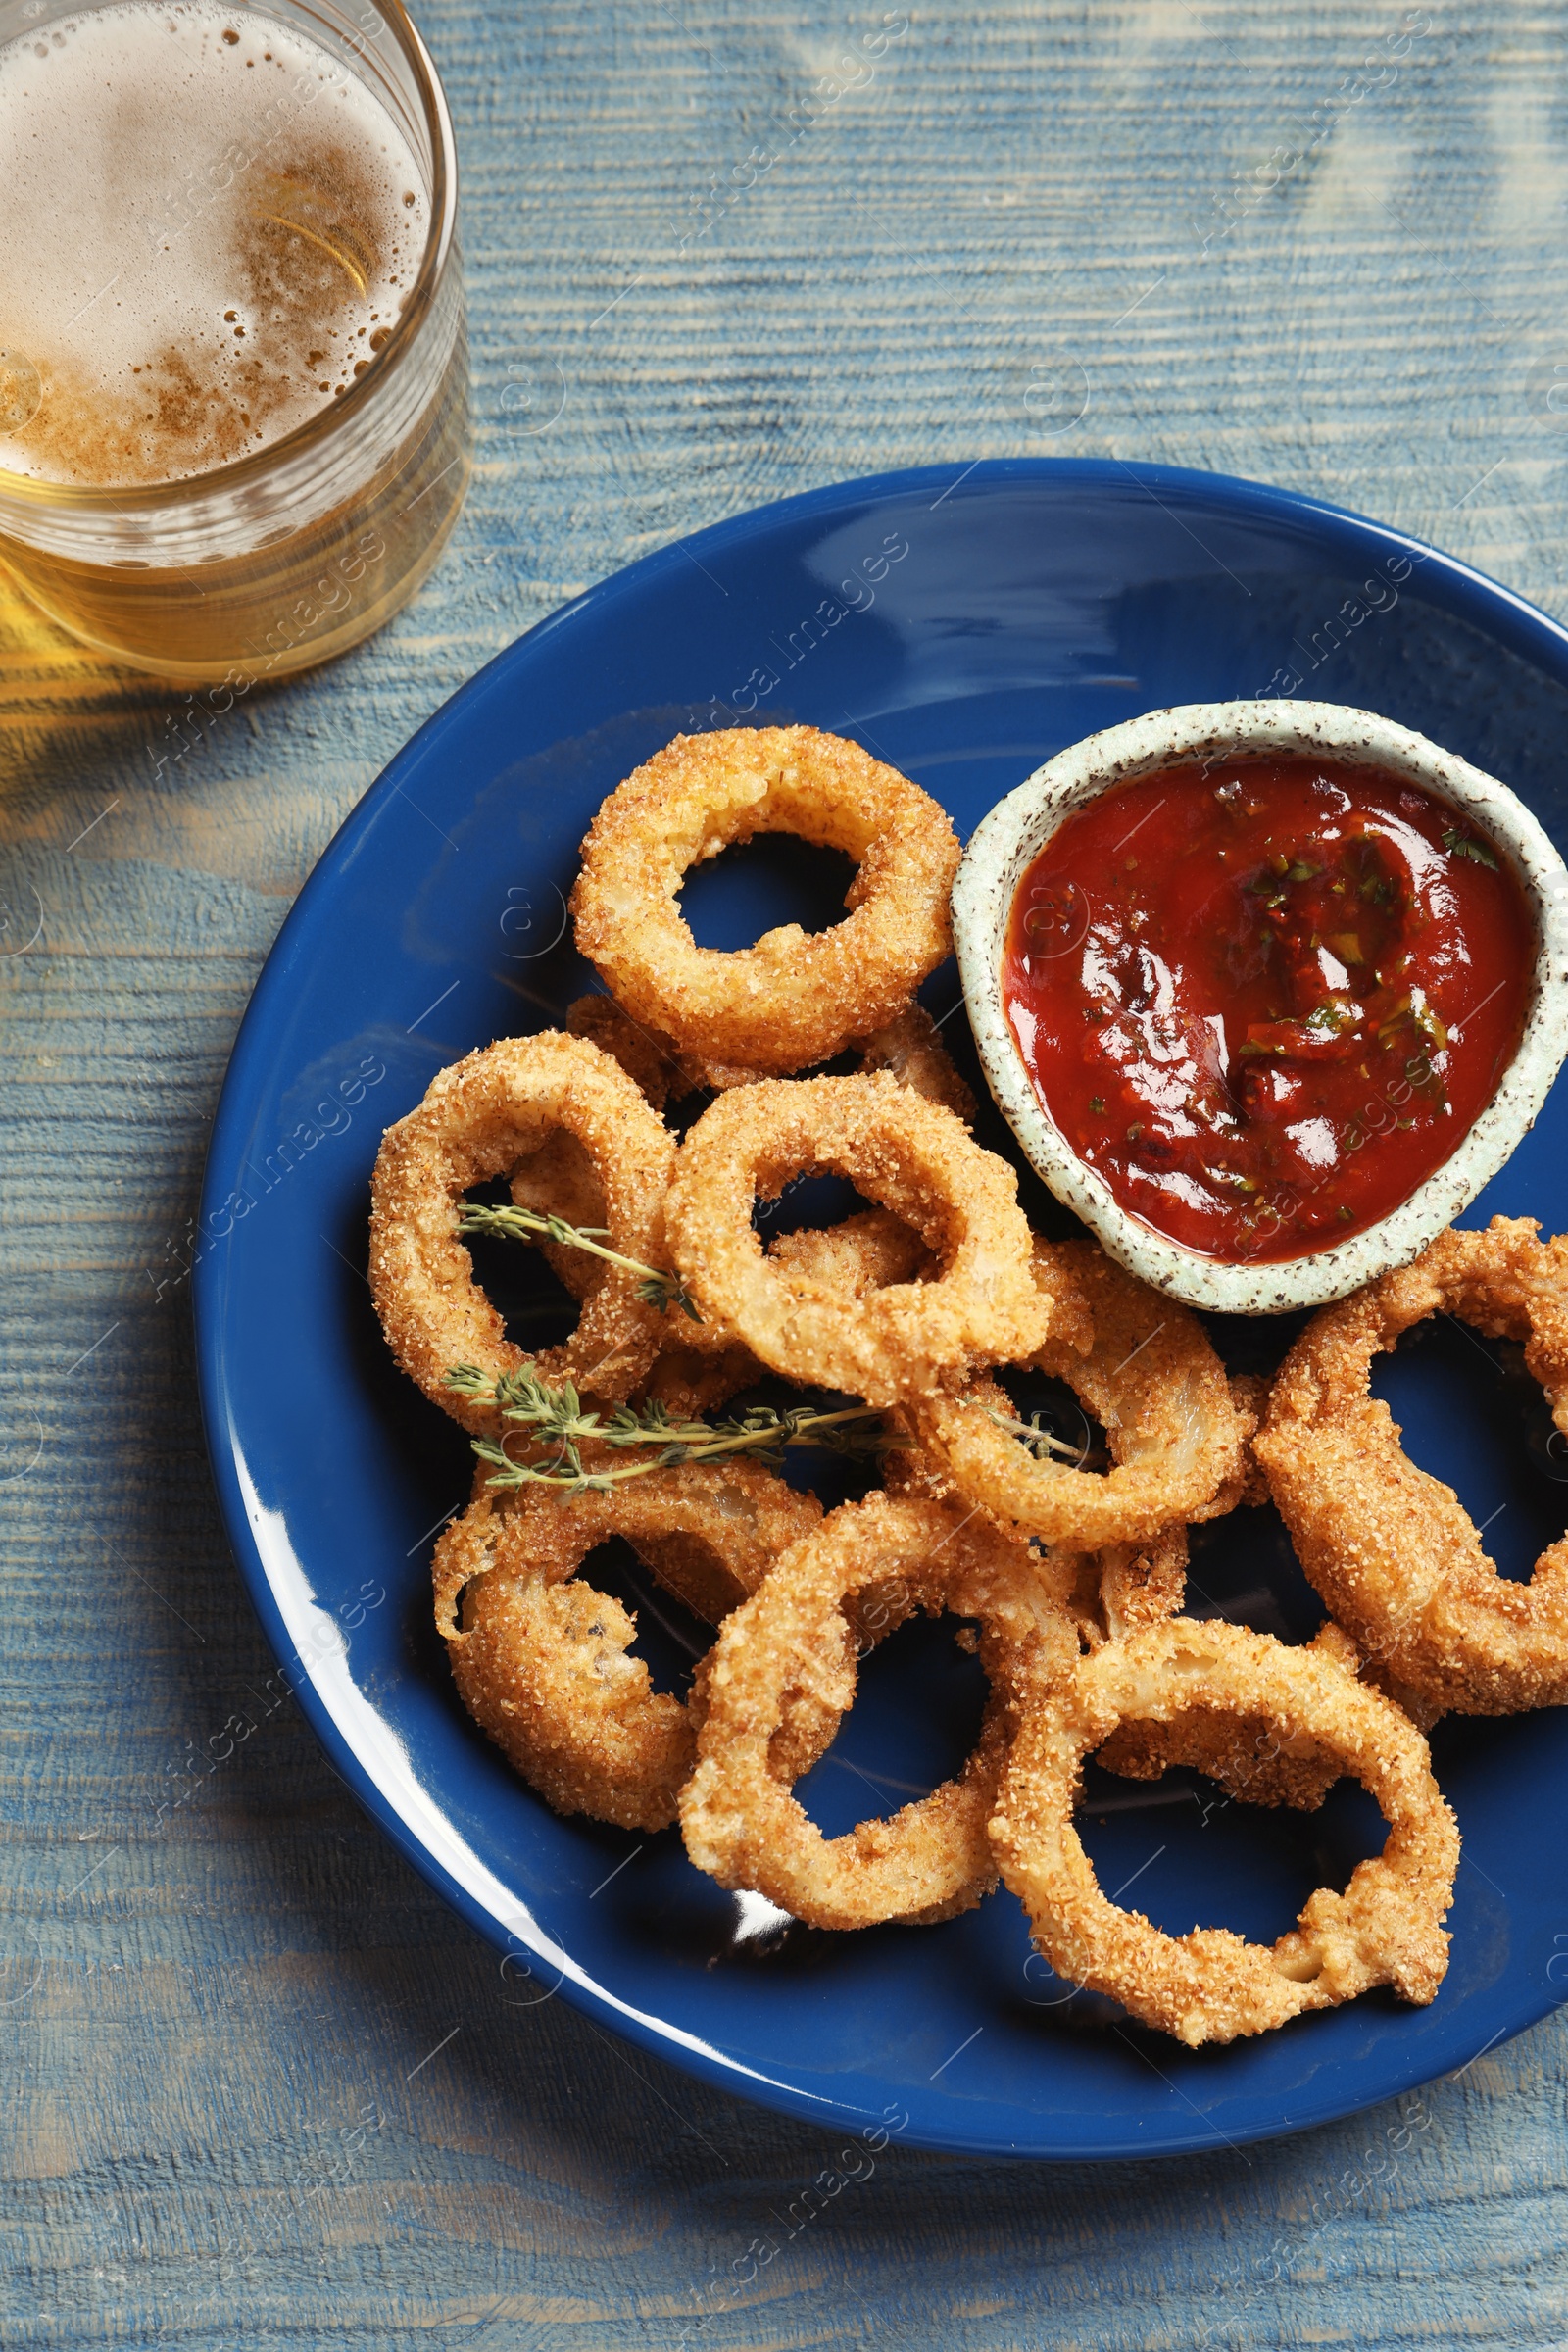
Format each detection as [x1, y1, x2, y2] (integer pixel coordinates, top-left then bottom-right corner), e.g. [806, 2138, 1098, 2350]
[954, 699, 1568, 1314]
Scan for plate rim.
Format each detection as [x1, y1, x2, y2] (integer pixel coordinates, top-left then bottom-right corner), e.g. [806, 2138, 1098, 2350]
[195, 453, 1568, 2160]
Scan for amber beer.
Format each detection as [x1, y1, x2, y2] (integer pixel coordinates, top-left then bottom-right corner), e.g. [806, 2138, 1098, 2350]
[0, 0, 467, 681]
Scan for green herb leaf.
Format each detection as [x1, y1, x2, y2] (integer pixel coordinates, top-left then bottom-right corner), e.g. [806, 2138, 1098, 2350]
[1443, 827, 1500, 870]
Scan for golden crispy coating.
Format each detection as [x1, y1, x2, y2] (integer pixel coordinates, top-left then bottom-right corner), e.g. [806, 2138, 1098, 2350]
[369, 1033, 676, 1432]
[507, 1127, 612, 1305]
[533, 1000, 965, 1303]
[637, 1209, 936, 1419]
[882, 1431, 1190, 1652]
[991, 1619, 1459, 2046]
[903, 1239, 1250, 1547]
[1215, 1372, 1273, 1511]
[768, 1204, 936, 1295]
[1097, 1622, 1365, 1809]
[685, 999, 976, 1108]
[664, 1074, 1049, 1407]
[437, 1460, 824, 1830]
[569, 726, 960, 1073]
[1255, 1216, 1568, 1719]
[665, 1004, 976, 1107]
[854, 1004, 976, 1123]
[496, 999, 690, 1305]
[634, 1334, 764, 1419]
[564, 993, 699, 1110]
[1049, 1524, 1192, 1648]
[681, 1494, 1079, 1930]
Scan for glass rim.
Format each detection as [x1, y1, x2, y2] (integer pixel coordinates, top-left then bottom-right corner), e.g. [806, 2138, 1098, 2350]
[0, 0, 458, 513]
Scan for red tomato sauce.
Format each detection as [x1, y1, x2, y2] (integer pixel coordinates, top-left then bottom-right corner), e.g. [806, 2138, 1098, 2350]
[1001, 756, 1535, 1263]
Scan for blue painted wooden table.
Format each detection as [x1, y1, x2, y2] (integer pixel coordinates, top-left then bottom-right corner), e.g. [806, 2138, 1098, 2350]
[5, 2, 1568, 2343]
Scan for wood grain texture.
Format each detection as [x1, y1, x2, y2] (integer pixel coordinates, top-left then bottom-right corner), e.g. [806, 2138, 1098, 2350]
[6, 0, 1568, 2343]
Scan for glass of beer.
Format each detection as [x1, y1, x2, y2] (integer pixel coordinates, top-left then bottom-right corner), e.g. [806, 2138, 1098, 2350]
[0, 0, 468, 683]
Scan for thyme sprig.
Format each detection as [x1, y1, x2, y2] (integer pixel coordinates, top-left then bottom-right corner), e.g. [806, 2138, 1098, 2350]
[458, 1200, 700, 1319]
[976, 1398, 1096, 1466]
[445, 1364, 902, 1494]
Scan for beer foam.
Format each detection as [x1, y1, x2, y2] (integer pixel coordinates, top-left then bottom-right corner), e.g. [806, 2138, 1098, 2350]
[0, 2, 429, 486]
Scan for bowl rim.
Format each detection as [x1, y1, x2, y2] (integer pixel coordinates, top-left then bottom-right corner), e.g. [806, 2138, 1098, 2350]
[953, 697, 1568, 1313]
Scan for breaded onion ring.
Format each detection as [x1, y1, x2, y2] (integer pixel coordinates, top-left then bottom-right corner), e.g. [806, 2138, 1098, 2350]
[506, 1000, 691, 1305]
[664, 1074, 1048, 1406]
[639, 1209, 936, 1418]
[569, 726, 960, 1073]
[675, 1000, 976, 1108]
[368, 1033, 674, 1433]
[1045, 1525, 1191, 1648]
[854, 1004, 976, 1124]
[991, 1619, 1459, 2046]
[436, 1459, 823, 1830]
[508, 1129, 612, 1306]
[564, 993, 695, 1112]
[1255, 1216, 1568, 1719]
[768, 1205, 936, 1295]
[903, 1239, 1250, 1546]
[1097, 1622, 1362, 1810]
[882, 1438, 1190, 1646]
[681, 1494, 1077, 1930]
[636, 1334, 764, 1419]
[528, 1001, 964, 1307]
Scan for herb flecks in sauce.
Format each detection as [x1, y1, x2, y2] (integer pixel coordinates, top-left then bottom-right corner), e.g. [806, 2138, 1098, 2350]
[1002, 758, 1533, 1263]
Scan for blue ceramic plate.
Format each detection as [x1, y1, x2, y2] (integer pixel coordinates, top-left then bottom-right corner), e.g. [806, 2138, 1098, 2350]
[196, 459, 1568, 2160]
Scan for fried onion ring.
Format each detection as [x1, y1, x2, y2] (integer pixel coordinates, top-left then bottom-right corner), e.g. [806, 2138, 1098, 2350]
[854, 1004, 976, 1123]
[664, 1074, 1049, 1405]
[639, 1208, 938, 1417]
[502, 1000, 691, 1305]
[368, 1032, 674, 1433]
[507, 1127, 612, 1305]
[635, 1333, 764, 1419]
[903, 1239, 1250, 1545]
[991, 1619, 1459, 2045]
[768, 1204, 936, 1296]
[669, 999, 976, 1107]
[1096, 1621, 1363, 1810]
[681, 1494, 1077, 1929]
[569, 726, 960, 1073]
[525, 1001, 966, 1308]
[564, 993, 695, 1111]
[436, 1458, 823, 1830]
[1255, 1216, 1568, 1719]
[882, 1438, 1190, 1646]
